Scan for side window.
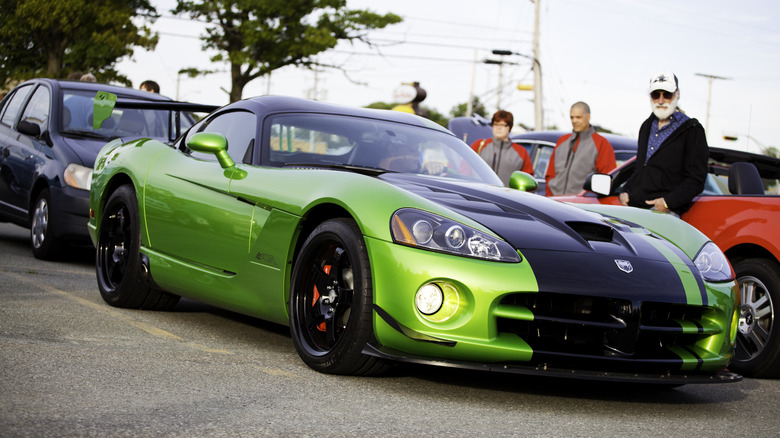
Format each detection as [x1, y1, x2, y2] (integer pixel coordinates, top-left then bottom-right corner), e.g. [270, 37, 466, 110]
[1, 85, 34, 127]
[20, 86, 51, 133]
[534, 144, 554, 179]
[268, 116, 356, 165]
[188, 111, 256, 163]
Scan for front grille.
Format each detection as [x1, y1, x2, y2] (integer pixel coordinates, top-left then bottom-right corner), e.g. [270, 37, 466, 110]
[496, 292, 723, 372]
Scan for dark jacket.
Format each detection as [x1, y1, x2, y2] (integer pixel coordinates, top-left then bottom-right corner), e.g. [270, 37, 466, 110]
[624, 114, 708, 215]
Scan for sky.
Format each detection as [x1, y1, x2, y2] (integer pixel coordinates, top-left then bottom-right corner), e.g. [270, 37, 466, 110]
[117, 0, 780, 155]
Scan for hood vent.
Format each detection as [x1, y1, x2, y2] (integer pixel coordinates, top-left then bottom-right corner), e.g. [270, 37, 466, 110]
[566, 221, 614, 243]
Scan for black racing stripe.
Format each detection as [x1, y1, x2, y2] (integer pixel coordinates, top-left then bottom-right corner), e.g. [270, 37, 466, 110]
[682, 346, 704, 371]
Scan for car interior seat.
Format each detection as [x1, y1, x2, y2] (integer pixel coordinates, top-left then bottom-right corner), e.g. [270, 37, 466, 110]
[728, 161, 764, 195]
[62, 107, 71, 128]
[118, 110, 146, 135]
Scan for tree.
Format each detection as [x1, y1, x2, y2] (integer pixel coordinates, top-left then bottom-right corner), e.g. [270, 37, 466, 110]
[0, 0, 158, 86]
[172, 0, 402, 103]
[420, 105, 448, 128]
[366, 101, 448, 128]
[449, 97, 487, 119]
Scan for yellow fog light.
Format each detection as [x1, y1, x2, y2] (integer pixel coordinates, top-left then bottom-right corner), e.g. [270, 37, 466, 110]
[416, 284, 443, 315]
[416, 282, 461, 323]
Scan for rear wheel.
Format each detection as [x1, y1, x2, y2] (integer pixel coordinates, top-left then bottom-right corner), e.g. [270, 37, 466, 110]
[96, 184, 179, 310]
[289, 218, 389, 375]
[731, 258, 780, 378]
[30, 188, 63, 260]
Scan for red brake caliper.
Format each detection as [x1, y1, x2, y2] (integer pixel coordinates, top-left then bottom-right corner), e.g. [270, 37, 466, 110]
[313, 265, 331, 332]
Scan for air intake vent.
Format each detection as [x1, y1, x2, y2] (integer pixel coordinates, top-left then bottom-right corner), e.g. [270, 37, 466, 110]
[566, 221, 614, 242]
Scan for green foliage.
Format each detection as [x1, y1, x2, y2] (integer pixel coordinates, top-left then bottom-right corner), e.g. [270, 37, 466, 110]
[0, 0, 158, 87]
[450, 97, 487, 118]
[365, 101, 449, 128]
[420, 105, 448, 128]
[172, 0, 402, 102]
[365, 102, 395, 110]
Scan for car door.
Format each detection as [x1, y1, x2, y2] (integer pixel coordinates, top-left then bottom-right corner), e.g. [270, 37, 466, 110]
[143, 110, 258, 274]
[0, 84, 47, 222]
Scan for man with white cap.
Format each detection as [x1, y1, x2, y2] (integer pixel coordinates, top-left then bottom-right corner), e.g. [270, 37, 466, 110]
[618, 72, 708, 216]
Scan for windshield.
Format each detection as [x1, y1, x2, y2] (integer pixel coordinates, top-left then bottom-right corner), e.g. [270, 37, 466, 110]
[60, 90, 195, 141]
[265, 113, 503, 185]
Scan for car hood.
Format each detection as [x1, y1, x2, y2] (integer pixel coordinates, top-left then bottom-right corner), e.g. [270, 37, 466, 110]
[380, 173, 645, 253]
[60, 136, 113, 166]
[379, 173, 705, 303]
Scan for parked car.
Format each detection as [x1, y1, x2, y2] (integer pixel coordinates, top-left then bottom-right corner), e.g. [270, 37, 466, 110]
[555, 147, 780, 378]
[447, 116, 637, 193]
[0, 78, 216, 259]
[87, 94, 739, 384]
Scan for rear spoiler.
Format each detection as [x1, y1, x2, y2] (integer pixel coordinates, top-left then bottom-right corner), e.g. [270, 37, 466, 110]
[93, 91, 220, 139]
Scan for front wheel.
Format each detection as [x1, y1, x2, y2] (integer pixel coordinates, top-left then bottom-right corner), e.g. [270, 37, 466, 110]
[730, 258, 780, 378]
[96, 184, 179, 310]
[30, 188, 63, 260]
[288, 218, 389, 375]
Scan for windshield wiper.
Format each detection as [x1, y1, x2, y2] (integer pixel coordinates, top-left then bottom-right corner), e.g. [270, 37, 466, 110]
[282, 162, 390, 175]
[61, 129, 112, 140]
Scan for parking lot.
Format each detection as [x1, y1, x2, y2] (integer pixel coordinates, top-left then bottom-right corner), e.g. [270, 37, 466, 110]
[2, 221, 779, 437]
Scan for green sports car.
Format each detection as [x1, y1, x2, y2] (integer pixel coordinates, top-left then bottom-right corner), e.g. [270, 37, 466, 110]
[87, 95, 740, 384]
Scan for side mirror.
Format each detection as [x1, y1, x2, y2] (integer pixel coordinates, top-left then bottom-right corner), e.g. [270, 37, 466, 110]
[17, 120, 41, 137]
[586, 173, 613, 196]
[187, 132, 235, 169]
[508, 170, 538, 192]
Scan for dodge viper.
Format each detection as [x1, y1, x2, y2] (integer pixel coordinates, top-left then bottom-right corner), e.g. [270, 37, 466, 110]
[88, 95, 740, 384]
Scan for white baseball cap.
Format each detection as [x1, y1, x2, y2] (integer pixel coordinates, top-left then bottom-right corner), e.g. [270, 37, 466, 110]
[648, 72, 678, 93]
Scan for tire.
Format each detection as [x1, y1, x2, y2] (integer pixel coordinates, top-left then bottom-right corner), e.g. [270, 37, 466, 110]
[96, 184, 179, 310]
[30, 188, 63, 260]
[730, 258, 780, 378]
[289, 218, 389, 375]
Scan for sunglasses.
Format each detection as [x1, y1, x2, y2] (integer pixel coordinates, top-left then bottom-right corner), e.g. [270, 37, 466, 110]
[650, 90, 675, 100]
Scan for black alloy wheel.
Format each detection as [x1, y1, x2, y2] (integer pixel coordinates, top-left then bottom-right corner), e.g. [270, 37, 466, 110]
[289, 218, 388, 375]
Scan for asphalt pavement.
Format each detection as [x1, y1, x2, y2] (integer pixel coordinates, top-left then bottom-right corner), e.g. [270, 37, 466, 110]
[1, 221, 779, 437]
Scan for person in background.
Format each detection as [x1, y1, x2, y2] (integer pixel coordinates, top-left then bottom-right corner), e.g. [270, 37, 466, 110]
[470, 110, 533, 185]
[618, 72, 708, 216]
[79, 73, 96, 82]
[139, 80, 160, 93]
[545, 102, 616, 196]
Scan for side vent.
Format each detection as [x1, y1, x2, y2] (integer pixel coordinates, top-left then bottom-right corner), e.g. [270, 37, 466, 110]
[566, 221, 614, 242]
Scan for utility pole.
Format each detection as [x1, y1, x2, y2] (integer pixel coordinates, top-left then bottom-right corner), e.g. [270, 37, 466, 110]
[695, 73, 730, 136]
[467, 50, 477, 116]
[532, 0, 543, 130]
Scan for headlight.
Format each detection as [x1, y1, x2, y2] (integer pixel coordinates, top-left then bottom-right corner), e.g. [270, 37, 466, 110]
[391, 208, 521, 262]
[63, 163, 93, 191]
[694, 241, 734, 282]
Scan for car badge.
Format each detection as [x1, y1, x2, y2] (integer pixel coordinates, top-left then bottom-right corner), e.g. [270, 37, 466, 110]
[615, 260, 633, 273]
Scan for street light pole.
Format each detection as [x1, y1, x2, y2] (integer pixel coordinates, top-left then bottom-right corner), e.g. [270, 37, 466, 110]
[483, 58, 508, 111]
[532, 0, 542, 130]
[695, 73, 730, 137]
[491, 48, 543, 130]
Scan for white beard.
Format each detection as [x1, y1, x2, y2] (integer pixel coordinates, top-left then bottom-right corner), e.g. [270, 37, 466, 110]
[651, 94, 679, 120]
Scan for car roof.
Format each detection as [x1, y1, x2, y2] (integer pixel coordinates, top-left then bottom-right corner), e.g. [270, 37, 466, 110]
[511, 130, 638, 152]
[22, 78, 173, 102]
[226, 95, 452, 134]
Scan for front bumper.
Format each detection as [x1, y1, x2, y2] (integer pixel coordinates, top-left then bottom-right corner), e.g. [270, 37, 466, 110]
[362, 343, 742, 385]
[365, 237, 738, 380]
[49, 185, 90, 241]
